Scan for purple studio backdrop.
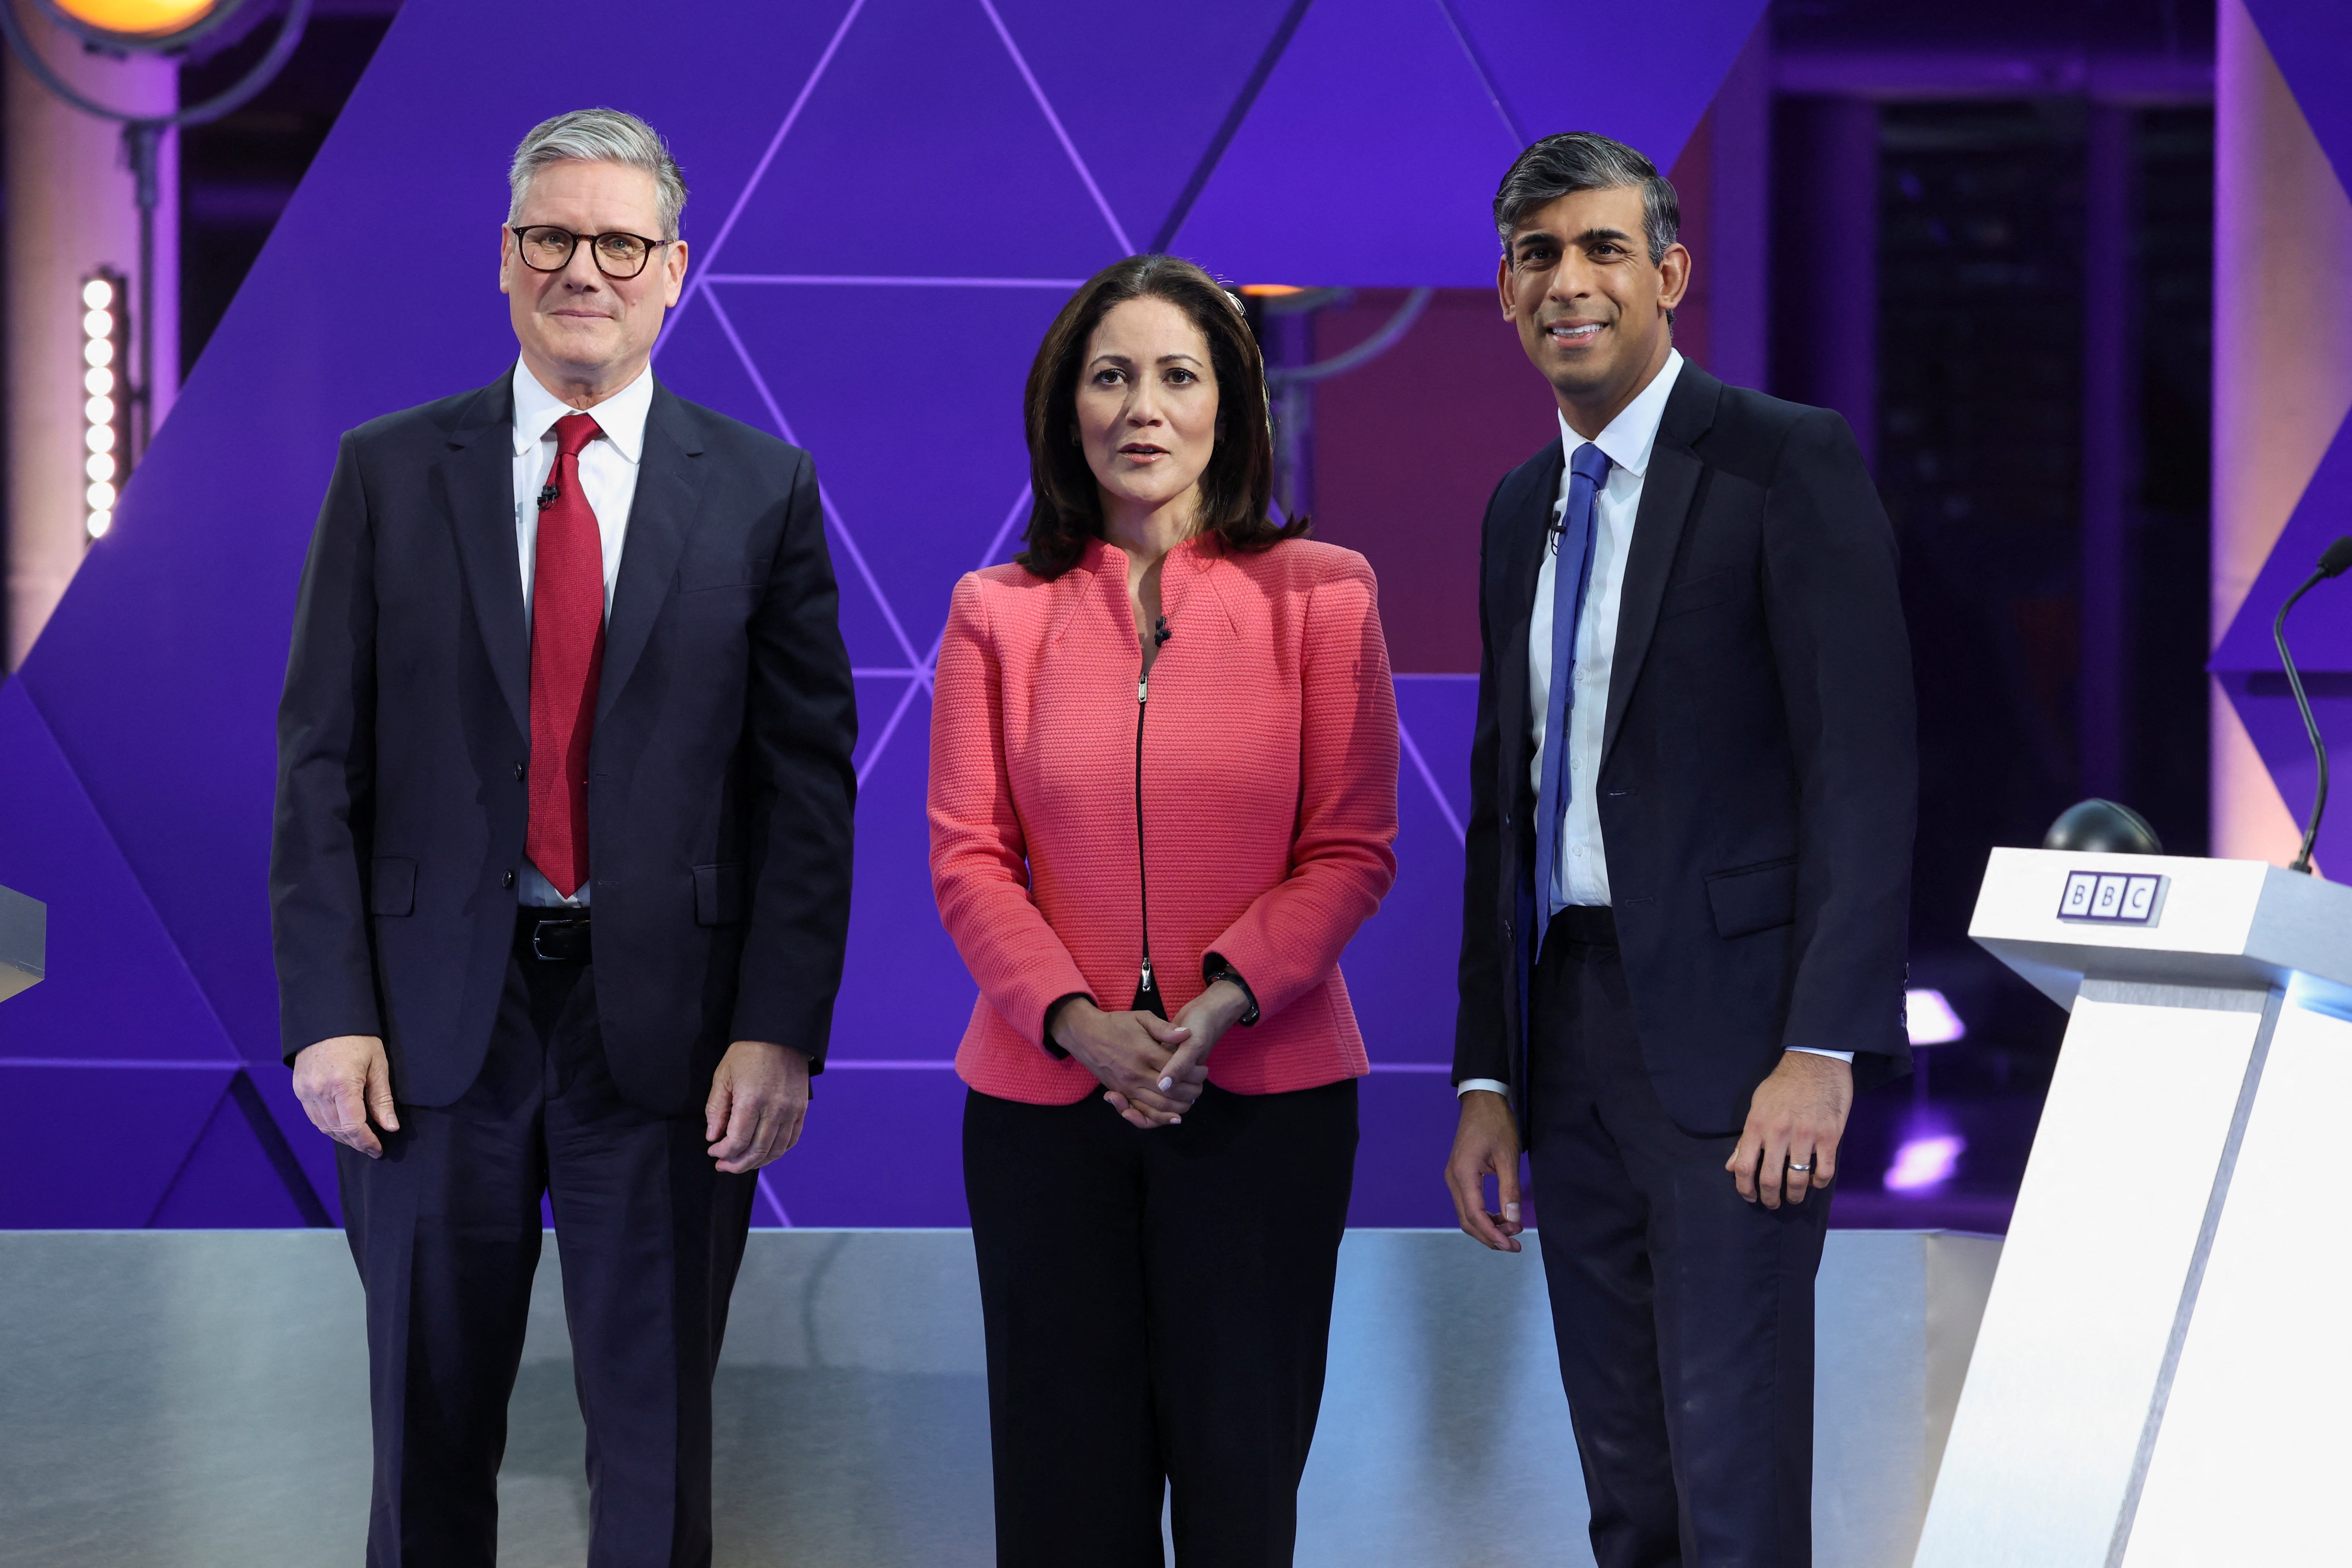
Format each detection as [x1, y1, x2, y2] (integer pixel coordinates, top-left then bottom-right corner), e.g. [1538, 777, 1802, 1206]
[0, 0, 1764, 1228]
[8, 0, 2342, 1230]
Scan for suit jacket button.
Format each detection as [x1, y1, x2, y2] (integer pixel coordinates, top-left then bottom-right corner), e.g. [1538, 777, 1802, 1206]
[513, 762, 526, 781]
[502, 870, 516, 889]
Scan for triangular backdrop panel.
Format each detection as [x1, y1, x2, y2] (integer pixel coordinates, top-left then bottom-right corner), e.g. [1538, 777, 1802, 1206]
[989, 0, 1302, 252]
[1454, 0, 1768, 156]
[1173, 0, 1539, 285]
[147, 1075, 320, 1228]
[2212, 409, 2352, 873]
[2245, 0, 2352, 192]
[2, 0, 1766, 1225]
[1176, 0, 1768, 285]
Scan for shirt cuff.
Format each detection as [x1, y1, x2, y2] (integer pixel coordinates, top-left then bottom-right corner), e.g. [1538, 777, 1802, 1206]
[1787, 1047, 1855, 1063]
[1456, 1078, 1513, 1100]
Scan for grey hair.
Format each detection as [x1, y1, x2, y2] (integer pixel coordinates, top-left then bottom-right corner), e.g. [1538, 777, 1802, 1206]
[508, 109, 688, 241]
[1493, 132, 1679, 263]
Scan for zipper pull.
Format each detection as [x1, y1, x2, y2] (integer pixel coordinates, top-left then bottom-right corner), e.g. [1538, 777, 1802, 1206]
[1140, 955, 1154, 989]
[1138, 678, 1149, 702]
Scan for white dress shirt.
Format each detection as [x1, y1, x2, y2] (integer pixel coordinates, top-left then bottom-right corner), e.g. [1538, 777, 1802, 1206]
[1460, 352, 1846, 1101]
[511, 360, 652, 908]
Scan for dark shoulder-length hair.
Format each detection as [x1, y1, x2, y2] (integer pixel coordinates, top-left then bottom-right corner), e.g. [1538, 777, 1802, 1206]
[1016, 253, 1308, 580]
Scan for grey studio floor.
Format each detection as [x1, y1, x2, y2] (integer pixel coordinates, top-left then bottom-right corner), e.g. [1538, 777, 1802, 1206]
[0, 1227, 1996, 1568]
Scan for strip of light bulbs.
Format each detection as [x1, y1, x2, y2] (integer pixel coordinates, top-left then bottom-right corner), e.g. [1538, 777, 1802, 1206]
[82, 275, 120, 540]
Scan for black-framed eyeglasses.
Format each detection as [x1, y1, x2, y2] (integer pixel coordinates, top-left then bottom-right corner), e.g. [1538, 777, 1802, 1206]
[508, 225, 672, 280]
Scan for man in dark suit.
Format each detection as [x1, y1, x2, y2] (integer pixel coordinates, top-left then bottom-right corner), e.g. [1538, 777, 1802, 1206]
[1444, 133, 1915, 1568]
[272, 109, 856, 1566]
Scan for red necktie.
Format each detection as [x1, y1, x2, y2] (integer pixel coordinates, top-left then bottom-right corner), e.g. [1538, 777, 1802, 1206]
[526, 411, 605, 898]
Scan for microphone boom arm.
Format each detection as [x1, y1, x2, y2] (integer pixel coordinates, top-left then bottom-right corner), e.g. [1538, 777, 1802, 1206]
[2271, 535, 2352, 874]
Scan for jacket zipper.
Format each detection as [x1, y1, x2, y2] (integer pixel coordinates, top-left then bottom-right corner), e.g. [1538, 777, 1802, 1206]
[1133, 662, 1169, 1019]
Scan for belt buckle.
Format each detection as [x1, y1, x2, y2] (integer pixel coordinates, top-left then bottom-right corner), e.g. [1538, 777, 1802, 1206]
[531, 919, 582, 962]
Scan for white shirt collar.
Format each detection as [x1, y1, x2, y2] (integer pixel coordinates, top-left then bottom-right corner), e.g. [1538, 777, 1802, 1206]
[511, 359, 653, 465]
[1556, 348, 1684, 481]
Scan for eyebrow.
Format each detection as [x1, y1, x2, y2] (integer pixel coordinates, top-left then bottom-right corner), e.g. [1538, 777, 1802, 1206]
[1088, 351, 1207, 367]
[1515, 226, 1636, 253]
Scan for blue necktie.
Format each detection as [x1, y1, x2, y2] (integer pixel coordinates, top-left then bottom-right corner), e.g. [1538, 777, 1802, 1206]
[1533, 441, 1612, 952]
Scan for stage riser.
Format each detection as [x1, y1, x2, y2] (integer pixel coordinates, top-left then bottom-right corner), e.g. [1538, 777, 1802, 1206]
[0, 1227, 1995, 1568]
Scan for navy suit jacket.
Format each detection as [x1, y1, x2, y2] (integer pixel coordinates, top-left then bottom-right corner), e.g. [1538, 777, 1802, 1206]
[1453, 362, 1916, 1134]
[271, 370, 858, 1114]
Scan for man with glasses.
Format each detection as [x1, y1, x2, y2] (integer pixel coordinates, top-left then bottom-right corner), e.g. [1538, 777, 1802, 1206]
[272, 108, 857, 1566]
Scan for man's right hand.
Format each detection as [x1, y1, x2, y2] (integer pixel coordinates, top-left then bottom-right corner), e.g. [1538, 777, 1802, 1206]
[292, 1034, 400, 1159]
[1446, 1089, 1525, 1252]
[1050, 999, 1198, 1128]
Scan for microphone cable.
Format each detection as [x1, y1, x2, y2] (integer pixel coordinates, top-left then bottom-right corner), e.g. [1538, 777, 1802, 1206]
[2271, 534, 2352, 874]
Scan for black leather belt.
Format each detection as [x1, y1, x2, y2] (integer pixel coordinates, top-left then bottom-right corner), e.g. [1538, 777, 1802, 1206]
[1552, 904, 1617, 947]
[516, 908, 592, 964]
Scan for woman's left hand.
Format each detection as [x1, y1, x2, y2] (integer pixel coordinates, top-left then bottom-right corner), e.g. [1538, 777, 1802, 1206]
[1105, 979, 1252, 1129]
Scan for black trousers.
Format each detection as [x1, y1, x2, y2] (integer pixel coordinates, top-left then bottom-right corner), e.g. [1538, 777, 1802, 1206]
[963, 1078, 1358, 1568]
[1527, 933, 1830, 1568]
[336, 926, 756, 1568]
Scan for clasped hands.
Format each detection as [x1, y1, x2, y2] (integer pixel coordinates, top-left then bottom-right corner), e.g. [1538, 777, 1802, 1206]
[1050, 980, 1252, 1129]
[291, 1033, 811, 1173]
[1444, 1049, 1854, 1252]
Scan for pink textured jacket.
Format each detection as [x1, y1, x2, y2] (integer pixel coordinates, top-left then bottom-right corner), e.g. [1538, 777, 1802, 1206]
[928, 534, 1400, 1105]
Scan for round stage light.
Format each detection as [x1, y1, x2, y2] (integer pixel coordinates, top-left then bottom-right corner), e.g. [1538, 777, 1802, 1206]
[87, 481, 116, 511]
[87, 452, 116, 482]
[82, 277, 112, 310]
[85, 366, 113, 397]
[86, 509, 113, 538]
[84, 338, 112, 368]
[47, 0, 235, 45]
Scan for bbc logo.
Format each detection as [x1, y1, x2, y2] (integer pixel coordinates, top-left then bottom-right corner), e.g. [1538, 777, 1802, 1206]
[2057, 870, 2166, 925]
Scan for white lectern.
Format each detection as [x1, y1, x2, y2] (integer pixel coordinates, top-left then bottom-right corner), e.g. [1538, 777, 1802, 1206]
[1913, 850, 2352, 1567]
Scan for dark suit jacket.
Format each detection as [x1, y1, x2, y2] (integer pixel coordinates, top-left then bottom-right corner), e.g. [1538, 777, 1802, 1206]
[271, 370, 858, 1114]
[1453, 362, 1916, 1135]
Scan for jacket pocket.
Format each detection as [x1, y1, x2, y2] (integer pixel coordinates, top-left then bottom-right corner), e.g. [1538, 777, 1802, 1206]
[679, 555, 773, 593]
[369, 857, 417, 917]
[1659, 568, 1736, 621]
[1705, 858, 1795, 938]
[694, 863, 748, 927]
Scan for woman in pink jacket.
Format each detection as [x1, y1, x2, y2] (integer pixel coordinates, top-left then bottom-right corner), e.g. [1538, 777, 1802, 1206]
[928, 254, 1400, 1566]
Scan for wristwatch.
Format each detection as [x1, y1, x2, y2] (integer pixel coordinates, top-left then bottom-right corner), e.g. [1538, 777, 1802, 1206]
[1203, 958, 1260, 1027]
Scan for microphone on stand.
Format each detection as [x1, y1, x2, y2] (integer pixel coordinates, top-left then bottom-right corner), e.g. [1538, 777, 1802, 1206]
[2272, 534, 2352, 874]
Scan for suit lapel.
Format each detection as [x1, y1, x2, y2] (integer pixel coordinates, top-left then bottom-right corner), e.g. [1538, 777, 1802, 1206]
[437, 375, 530, 742]
[1600, 366, 1721, 765]
[597, 384, 706, 723]
[1496, 442, 1563, 801]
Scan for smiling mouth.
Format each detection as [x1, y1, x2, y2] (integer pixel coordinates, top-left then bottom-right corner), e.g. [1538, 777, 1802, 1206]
[1547, 322, 1603, 345]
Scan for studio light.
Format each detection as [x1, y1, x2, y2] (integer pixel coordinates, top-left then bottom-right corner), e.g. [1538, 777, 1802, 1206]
[42, 0, 243, 50]
[1884, 1133, 1966, 1193]
[81, 269, 130, 539]
[1905, 988, 1966, 1046]
[3, 0, 313, 484]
